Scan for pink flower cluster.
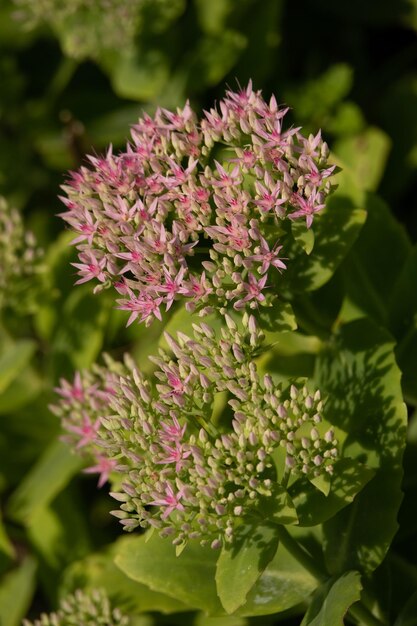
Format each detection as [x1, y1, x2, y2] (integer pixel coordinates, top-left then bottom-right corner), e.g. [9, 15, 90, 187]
[60, 82, 334, 325]
[52, 316, 338, 547]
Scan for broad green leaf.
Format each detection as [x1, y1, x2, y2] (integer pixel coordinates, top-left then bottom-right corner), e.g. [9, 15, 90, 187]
[0, 511, 15, 574]
[195, 616, 247, 626]
[291, 221, 315, 255]
[216, 524, 279, 613]
[0, 339, 35, 394]
[114, 532, 223, 614]
[339, 194, 411, 326]
[194, 0, 235, 33]
[281, 195, 366, 294]
[289, 459, 375, 526]
[105, 47, 169, 101]
[315, 318, 407, 574]
[333, 127, 390, 191]
[259, 301, 298, 337]
[27, 491, 91, 571]
[387, 244, 417, 402]
[300, 570, 362, 626]
[187, 31, 246, 88]
[62, 536, 189, 615]
[0, 364, 42, 414]
[395, 590, 417, 626]
[7, 439, 83, 524]
[0, 556, 37, 626]
[51, 287, 111, 374]
[237, 531, 317, 617]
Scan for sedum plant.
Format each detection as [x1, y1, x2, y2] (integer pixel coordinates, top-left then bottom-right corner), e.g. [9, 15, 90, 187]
[20, 83, 406, 625]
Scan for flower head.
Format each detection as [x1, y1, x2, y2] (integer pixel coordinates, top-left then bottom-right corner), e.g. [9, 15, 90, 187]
[59, 84, 335, 325]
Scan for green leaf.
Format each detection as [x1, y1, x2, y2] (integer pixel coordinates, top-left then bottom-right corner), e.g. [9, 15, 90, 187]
[315, 318, 407, 574]
[395, 590, 417, 626]
[291, 220, 315, 255]
[236, 530, 317, 617]
[300, 570, 362, 626]
[216, 524, 279, 613]
[114, 533, 223, 614]
[0, 557, 37, 626]
[0, 340, 36, 394]
[282, 195, 366, 294]
[62, 536, 189, 615]
[260, 301, 298, 337]
[7, 439, 83, 524]
[289, 459, 375, 526]
[27, 491, 91, 571]
[333, 127, 390, 191]
[105, 47, 169, 101]
[339, 194, 411, 326]
[195, 616, 247, 626]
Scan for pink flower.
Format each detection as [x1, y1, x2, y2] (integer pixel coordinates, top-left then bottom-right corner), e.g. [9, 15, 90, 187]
[84, 456, 117, 488]
[288, 192, 325, 228]
[72, 252, 107, 285]
[248, 236, 287, 275]
[66, 412, 101, 448]
[55, 372, 85, 403]
[234, 273, 268, 310]
[150, 482, 186, 519]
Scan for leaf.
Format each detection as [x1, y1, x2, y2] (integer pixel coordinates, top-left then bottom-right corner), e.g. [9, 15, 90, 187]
[333, 126, 390, 191]
[216, 524, 279, 613]
[300, 570, 362, 626]
[282, 195, 366, 294]
[106, 47, 170, 101]
[339, 193, 411, 326]
[259, 301, 298, 337]
[291, 220, 315, 255]
[62, 536, 189, 615]
[0, 557, 37, 626]
[0, 340, 36, 394]
[195, 616, 247, 626]
[395, 590, 417, 626]
[236, 530, 317, 617]
[7, 439, 83, 525]
[315, 318, 407, 575]
[289, 459, 375, 526]
[114, 533, 223, 614]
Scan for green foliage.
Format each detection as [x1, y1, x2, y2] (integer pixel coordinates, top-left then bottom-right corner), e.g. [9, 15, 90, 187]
[0, 1, 417, 625]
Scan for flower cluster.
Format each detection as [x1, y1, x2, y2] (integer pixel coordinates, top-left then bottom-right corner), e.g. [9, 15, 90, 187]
[53, 315, 338, 548]
[59, 83, 335, 326]
[0, 196, 44, 312]
[22, 588, 129, 626]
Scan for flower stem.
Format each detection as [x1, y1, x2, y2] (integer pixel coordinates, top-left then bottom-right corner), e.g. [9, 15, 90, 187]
[276, 526, 387, 626]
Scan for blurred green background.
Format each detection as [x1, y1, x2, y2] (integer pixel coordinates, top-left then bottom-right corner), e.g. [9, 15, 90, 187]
[1, 0, 417, 623]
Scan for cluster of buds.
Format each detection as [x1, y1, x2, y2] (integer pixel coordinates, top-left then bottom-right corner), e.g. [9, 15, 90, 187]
[0, 196, 44, 313]
[23, 588, 129, 626]
[53, 315, 338, 548]
[14, 0, 143, 60]
[59, 83, 335, 326]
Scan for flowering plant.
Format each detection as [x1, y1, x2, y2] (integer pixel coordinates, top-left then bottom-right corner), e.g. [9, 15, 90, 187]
[31, 84, 404, 626]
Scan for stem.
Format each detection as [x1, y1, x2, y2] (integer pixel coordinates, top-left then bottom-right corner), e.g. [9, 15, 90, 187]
[349, 603, 387, 626]
[276, 526, 386, 626]
[276, 525, 326, 582]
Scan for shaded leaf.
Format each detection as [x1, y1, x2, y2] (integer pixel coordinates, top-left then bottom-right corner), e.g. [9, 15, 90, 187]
[216, 524, 279, 613]
[7, 439, 83, 524]
[0, 339, 35, 394]
[62, 536, 189, 615]
[0, 557, 37, 626]
[315, 318, 407, 574]
[289, 459, 375, 526]
[300, 570, 362, 625]
[114, 533, 223, 614]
